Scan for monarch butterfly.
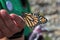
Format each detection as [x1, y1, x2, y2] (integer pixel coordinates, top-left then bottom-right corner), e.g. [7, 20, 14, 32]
[23, 13, 47, 29]
[24, 13, 38, 29]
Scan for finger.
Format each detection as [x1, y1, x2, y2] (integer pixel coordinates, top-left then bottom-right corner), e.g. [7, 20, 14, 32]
[0, 10, 14, 37]
[0, 10, 20, 36]
[10, 14, 25, 31]
[0, 10, 15, 37]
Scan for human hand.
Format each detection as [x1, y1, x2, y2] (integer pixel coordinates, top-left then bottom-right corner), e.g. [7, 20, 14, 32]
[0, 10, 25, 38]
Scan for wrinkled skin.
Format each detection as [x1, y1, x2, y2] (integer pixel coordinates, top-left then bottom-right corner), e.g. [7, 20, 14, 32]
[0, 9, 25, 40]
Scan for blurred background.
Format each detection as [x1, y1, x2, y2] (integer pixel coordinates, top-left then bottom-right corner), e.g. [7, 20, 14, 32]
[28, 0, 60, 40]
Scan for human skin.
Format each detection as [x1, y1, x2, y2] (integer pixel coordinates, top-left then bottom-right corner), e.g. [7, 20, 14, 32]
[0, 10, 25, 40]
